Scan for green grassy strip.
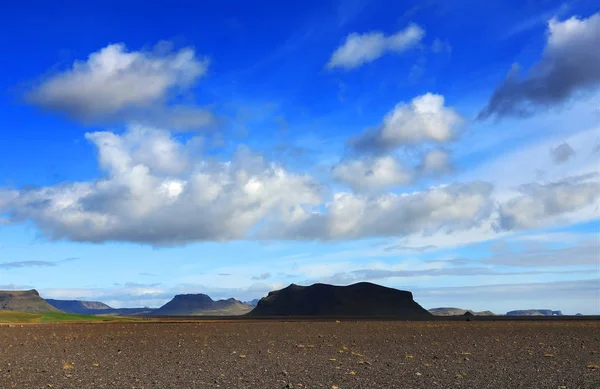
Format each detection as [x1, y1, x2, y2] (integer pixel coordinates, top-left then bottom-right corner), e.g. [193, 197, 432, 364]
[0, 310, 140, 323]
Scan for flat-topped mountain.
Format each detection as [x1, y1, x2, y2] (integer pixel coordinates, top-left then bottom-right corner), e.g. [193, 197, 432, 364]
[46, 299, 112, 314]
[153, 293, 253, 316]
[429, 307, 495, 316]
[0, 289, 59, 313]
[248, 282, 432, 317]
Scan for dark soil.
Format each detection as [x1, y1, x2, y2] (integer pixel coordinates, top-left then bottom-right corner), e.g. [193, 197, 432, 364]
[1, 320, 598, 388]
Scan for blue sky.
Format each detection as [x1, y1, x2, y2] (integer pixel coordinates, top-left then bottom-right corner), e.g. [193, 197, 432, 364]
[0, 0, 599, 313]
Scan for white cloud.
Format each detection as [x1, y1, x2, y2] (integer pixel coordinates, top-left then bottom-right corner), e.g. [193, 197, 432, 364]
[326, 24, 424, 69]
[0, 126, 322, 245]
[480, 12, 600, 119]
[0, 125, 498, 244]
[332, 155, 411, 191]
[351, 93, 462, 152]
[1, 121, 597, 246]
[498, 173, 600, 230]
[88, 125, 200, 176]
[264, 182, 495, 240]
[27, 42, 213, 130]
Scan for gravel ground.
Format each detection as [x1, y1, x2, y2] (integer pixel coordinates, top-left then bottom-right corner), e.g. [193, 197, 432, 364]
[1, 320, 598, 388]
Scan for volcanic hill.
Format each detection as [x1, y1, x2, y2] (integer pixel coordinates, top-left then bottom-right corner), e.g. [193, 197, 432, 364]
[0, 289, 59, 313]
[248, 282, 432, 317]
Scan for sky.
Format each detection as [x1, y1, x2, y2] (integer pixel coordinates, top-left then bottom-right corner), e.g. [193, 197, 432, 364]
[0, 0, 599, 314]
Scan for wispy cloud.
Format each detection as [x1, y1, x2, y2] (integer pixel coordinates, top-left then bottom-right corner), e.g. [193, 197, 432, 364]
[0, 256, 80, 270]
[251, 273, 271, 281]
[327, 24, 424, 69]
[311, 267, 590, 286]
[0, 283, 34, 290]
[0, 260, 57, 269]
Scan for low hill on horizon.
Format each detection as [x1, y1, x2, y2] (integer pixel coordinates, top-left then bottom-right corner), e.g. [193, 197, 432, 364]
[249, 282, 432, 317]
[46, 299, 112, 314]
[429, 307, 496, 316]
[507, 309, 562, 316]
[152, 294, 253, 316]
[0, 289, 60, 313]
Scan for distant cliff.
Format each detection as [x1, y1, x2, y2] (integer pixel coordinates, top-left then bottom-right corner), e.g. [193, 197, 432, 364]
[0, 289, 59, 313]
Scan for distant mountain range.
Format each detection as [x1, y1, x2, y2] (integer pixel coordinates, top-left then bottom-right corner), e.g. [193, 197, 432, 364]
[44, 293, 253, 316]
[44, 299, 155, 316]
[249, 282, 432, 317]
[428, 307, 496, 316]
[1, 286, 568, 318]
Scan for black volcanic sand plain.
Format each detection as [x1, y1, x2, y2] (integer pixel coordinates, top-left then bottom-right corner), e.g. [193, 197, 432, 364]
[1, 321, 599, 388]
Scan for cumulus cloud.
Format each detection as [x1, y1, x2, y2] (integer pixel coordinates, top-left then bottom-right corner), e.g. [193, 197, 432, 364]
[326, 24, 424, 69]
[26, 42, 214, 130]
[332, 155, 411, 191]
[0, 124, 498, 244]
[350, 93, 462, 153]
[480, 12, 600, 119]
[88, 125, 200, 176]
[498, 173, 600, 230]
[550, 142, 575, 163]
[264, 181, 495, 240]
[2, 121, 596, 245]
[0, 126, 323, 245]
